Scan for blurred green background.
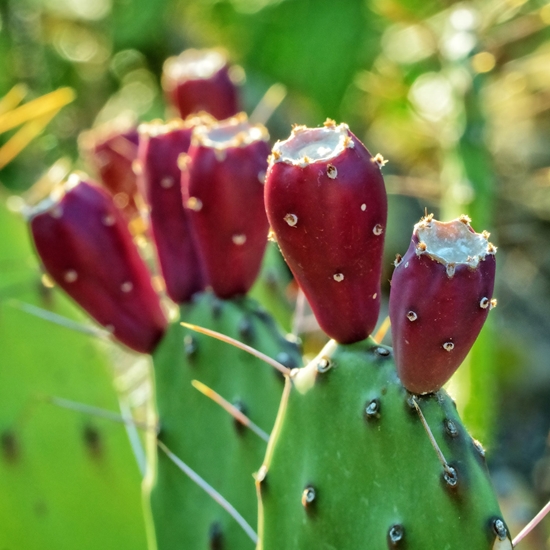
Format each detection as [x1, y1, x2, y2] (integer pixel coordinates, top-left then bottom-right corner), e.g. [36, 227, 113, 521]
[2, 0, 550, 547]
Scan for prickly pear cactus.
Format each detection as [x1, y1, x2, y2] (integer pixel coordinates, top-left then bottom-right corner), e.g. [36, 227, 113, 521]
[259, 120, 511, 550]
[146, 291, 300, 550]
[257, 338, 511, 550]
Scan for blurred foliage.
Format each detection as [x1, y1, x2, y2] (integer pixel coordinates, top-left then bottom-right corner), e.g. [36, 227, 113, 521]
[2, 0, 550, 547]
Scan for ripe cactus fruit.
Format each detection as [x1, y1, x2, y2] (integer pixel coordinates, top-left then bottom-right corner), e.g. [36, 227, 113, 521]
[147, 292, 301, 550]
[28, 174, 166, 353]
[258, 338, 511, 550]
[137, 118, 208, 303]
[162, 49, 240, 120]
[182, 113, 271, 299]
[389, 215, 497, 395]
[264, 120, 387, 343]
[79, 120, 140, 218]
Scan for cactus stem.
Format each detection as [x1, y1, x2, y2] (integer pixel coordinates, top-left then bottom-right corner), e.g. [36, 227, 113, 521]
[156, 440, 259, 544]
[8, 299, 110, 339]
[411, 396, 455, 480]
[191, 379, 270, 442]
[512, 499, 550, 547]
[180, 322, 291, 376]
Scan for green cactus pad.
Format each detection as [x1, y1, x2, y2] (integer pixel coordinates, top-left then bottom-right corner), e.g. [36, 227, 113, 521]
[147, 291, 300, 550]
[258, 338, 511, 550]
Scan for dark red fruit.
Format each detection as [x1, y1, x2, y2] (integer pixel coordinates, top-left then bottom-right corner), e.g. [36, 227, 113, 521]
[389, 215, 497, 394]
[181, 113, 270, 299]
[138, 118, 208, 303]
[79, 119, 140, 219]
[29, 175, 167, 354]
[162, 49, 240, 120]
[264, 120, 388, 344]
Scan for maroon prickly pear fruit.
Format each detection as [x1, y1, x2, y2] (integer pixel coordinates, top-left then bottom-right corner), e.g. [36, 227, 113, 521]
[181, 113, 270, 299]
[137, 117, 210, 303]
[264, 120, 388, 344]
[79, 119, 140, 218]
[389, 215, 497, 395]
[162, 49, 240, 120]
[28, 174, 167, 354]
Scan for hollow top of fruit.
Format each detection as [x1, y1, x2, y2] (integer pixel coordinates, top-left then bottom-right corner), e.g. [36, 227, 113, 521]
[414, 215, 496, 270]
[24, 172, 85, 218]
[192, 113, 269, 149]
[269, 119, 353, 168]
[163, 49, 227, 81]
[138, 114, 215, 138]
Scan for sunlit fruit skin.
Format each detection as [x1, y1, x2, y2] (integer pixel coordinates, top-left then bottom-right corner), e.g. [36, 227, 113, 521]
[29, 176, 167, 354]
[389, 216, 497, 395]
[79, 122, 140, 218]
[138, 119, 207, 303]
[181, 114, 270, 299]
[264, 121, 387, 344]
[162, 49, 239, 120]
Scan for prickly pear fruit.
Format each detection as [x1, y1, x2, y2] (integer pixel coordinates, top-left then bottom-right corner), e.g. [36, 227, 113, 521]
[137, 118, 208, 303]
[148, 292, 301, 550]
[264, 120, 387, 343]
[181, 113, 271, 299]
[389, 215, 497, 395]
[79, 120, 140, 218]
[28, 174, 166, 353]
[162, 49, 240, 120]
[258, 339, 511, 550]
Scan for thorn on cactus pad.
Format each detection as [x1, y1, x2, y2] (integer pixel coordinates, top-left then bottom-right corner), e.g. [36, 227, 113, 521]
[480, 297, 490, 309]
[256, 464, 268, 484]
[444, 418, 459, 438]
[316, 357, 333, 373]
[387, 524, 405, 547]
[374, 346, 390, 357]
[361, 203, 367, 211]
[473, 439, 486, 459]
[301, 486, 316, 508]
[364, 398, 381, 420]
[443, 466, 458, 488]
[63, 270, 78, 283]
[373, 224, 383, 235]
[492, 518, 508, 541]
[333, 273, 344, 282]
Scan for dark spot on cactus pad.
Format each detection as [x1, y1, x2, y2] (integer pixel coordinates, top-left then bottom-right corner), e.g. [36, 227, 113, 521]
[491, 518, 508, 541]
[387, 524, 405, 547]
[83, 425, 102, 458]
[1, 430, 19, 463]
[301, 485, 316, 508]
[208, 521, 224, 550]
[276, 351, 298, 370]
[184, 334, 198, 359]
[34, 500, 48, 517]
[232, 400, 247, 435]
[238, 317, 254, 342]
[211, 297, 223, 318]
[444, 418, 459, 438]
[364, 398, 381, 421]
